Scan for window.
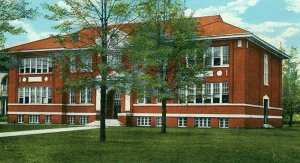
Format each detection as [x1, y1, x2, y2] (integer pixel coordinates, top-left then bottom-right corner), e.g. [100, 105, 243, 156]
[17, 115, 24, 123]
[79, 115, 88, 124]
[107, 49, 122, 67]
[69, 115, 75, 124]
[70, 57, 76, 73]
[69, 90, 75, 104]
[195, 118, 210, 128]
[18, 87, 52, 104]
[219, 118, 229, 128]
[178, 85, 202, 104]
[80, 87, 92, 104]
[213, 83, 220, 103]
[137, 117, 151, 126]
[206, 46, 229, 67]
[156, 117, 162, 127]
[205, 83, 229, 104]
[222, 83, 229, 103]
[45, 115, 51, 124]
[178, 117, 187, 127]
[29, 115, 40, 124]
[204, 83, 212, 103]
[137, 92, 151, 104]
[80, 56, 92, 72]
[264, 54, 268, 85]
[19, 57, 52, 74]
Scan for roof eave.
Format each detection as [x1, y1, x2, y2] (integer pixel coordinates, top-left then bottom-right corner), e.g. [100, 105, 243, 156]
[195, 33, 290, 59]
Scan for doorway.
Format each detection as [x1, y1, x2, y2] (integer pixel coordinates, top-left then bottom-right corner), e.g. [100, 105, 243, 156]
[106, 90, 121, 119]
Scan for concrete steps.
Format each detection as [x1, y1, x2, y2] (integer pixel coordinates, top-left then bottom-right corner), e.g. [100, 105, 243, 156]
[85, 119, 123, 127]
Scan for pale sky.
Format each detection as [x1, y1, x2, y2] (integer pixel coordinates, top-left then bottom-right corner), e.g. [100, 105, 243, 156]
[4, 0, 300, 53]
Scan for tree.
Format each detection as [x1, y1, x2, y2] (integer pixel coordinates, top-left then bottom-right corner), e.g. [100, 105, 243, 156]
[127, 0, 209, 133]
[0, 0, 36, 48]
[45, 0, 136, 142]
[282, 47, 300, 127]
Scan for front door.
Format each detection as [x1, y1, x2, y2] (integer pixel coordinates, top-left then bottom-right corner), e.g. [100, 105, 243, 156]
[263, 99, 268, 124]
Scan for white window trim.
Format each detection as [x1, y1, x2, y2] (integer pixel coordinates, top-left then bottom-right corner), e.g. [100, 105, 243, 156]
[19, 57, 52, 74]
[178, 82, 229, 104]
[45, 115, 51, 124]
[69, 115, 75, 124]
[18, 87, 52, 104]
[80, 87, 92, 104]
[178, 117, 187, 128]
[195, 117, 211, 128]
[17, 114, 24, 124]
[210, 46, 230, 67]
[156, 117, 162, 127]
[264, 54, 269, 86]
[219, 118, 229, 128]
[137, 116, 151, 126]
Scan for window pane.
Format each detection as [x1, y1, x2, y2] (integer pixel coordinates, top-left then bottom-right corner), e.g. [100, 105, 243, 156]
[222, 46, 229, 65]
[213, 47, 221, 66]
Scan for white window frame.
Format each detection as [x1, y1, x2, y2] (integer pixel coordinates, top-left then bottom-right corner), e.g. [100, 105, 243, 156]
[178, 82, 229, 104]
[45, 115, 51, 124]
[219, 118, 229, 128]
[137, 92, 151, 104]
[195, 117, 211, 128]
[178, 117, 187, 128]
[107, 49, 122, 67]
[80, 87, 92, 104]
[79, 115, 88, 124]
[80, 56, 92, 72]
[208, 46, 229, 67]
[156, 117, 162, 127]
[264, 54, 268, 85]
[18, 87, 52, 104]
[17, 114, 24, 123]
[29, 115, 40, 124]
[19, 57, 52, 74]
[69, 91, 75, 104]
[69, 115, 75, 124]
[137, 116, 151, 126]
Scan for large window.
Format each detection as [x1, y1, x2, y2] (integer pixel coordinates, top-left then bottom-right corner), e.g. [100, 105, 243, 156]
[264, 54, 268, 85]
[178, 117, 187, 127]
[137, 91, 151, 104]
[206, 46, 229, 67]
[19, 57, 52, 74]
[29, 115, 40, 124]
[107, 49, 122, 67]
[195, 118, 210, 128]
[69, 90, 75, 104]
[178, 83, 228, 104]
[80, 56, 92, 72]
[80, 87, 92, 104]
[18, 87, 52, 104]
[137, 117, 151, 126]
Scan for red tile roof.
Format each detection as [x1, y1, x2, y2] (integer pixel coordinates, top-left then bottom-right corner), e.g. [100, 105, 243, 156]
[6, 15, 248, 52]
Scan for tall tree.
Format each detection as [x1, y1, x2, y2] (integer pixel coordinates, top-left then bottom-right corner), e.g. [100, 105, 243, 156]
[127, 0, 209, 133]
[45, 0, 136, 142]
[0, 0, 36, 48]
[283, 47, 300, 127]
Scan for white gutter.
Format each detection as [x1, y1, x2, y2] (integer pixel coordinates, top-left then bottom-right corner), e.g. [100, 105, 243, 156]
[7, 48, 87, 53]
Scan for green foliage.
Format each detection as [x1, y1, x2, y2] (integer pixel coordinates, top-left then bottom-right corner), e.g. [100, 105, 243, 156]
[0, 0, 37, 48]
[127, 0, 209, 132]
[283, 47, 300, 126]
[0, 127, 299, 162]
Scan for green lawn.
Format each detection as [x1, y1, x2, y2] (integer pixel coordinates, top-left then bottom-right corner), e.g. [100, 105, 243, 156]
[0, 124, 73, 133]
[0, 126, 299, 163]
[0, 115, 7, 122]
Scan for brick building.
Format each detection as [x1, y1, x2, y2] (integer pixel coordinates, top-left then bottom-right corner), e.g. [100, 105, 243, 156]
[6, 15, 289, 128]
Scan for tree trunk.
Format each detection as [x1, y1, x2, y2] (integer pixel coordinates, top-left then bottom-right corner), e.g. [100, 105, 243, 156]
[161, 98, 167, 133]
[288, 112, 293, 127]
[100, 83, 107, 142]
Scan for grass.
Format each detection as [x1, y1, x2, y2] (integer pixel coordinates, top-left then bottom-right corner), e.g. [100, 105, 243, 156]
[0, 126, 299, 163]
[0, 124, 74, 133]
[0, 115, 7, 122]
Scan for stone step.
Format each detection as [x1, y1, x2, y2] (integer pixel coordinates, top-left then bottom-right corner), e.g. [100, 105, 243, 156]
[85, 119, 123, 127]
